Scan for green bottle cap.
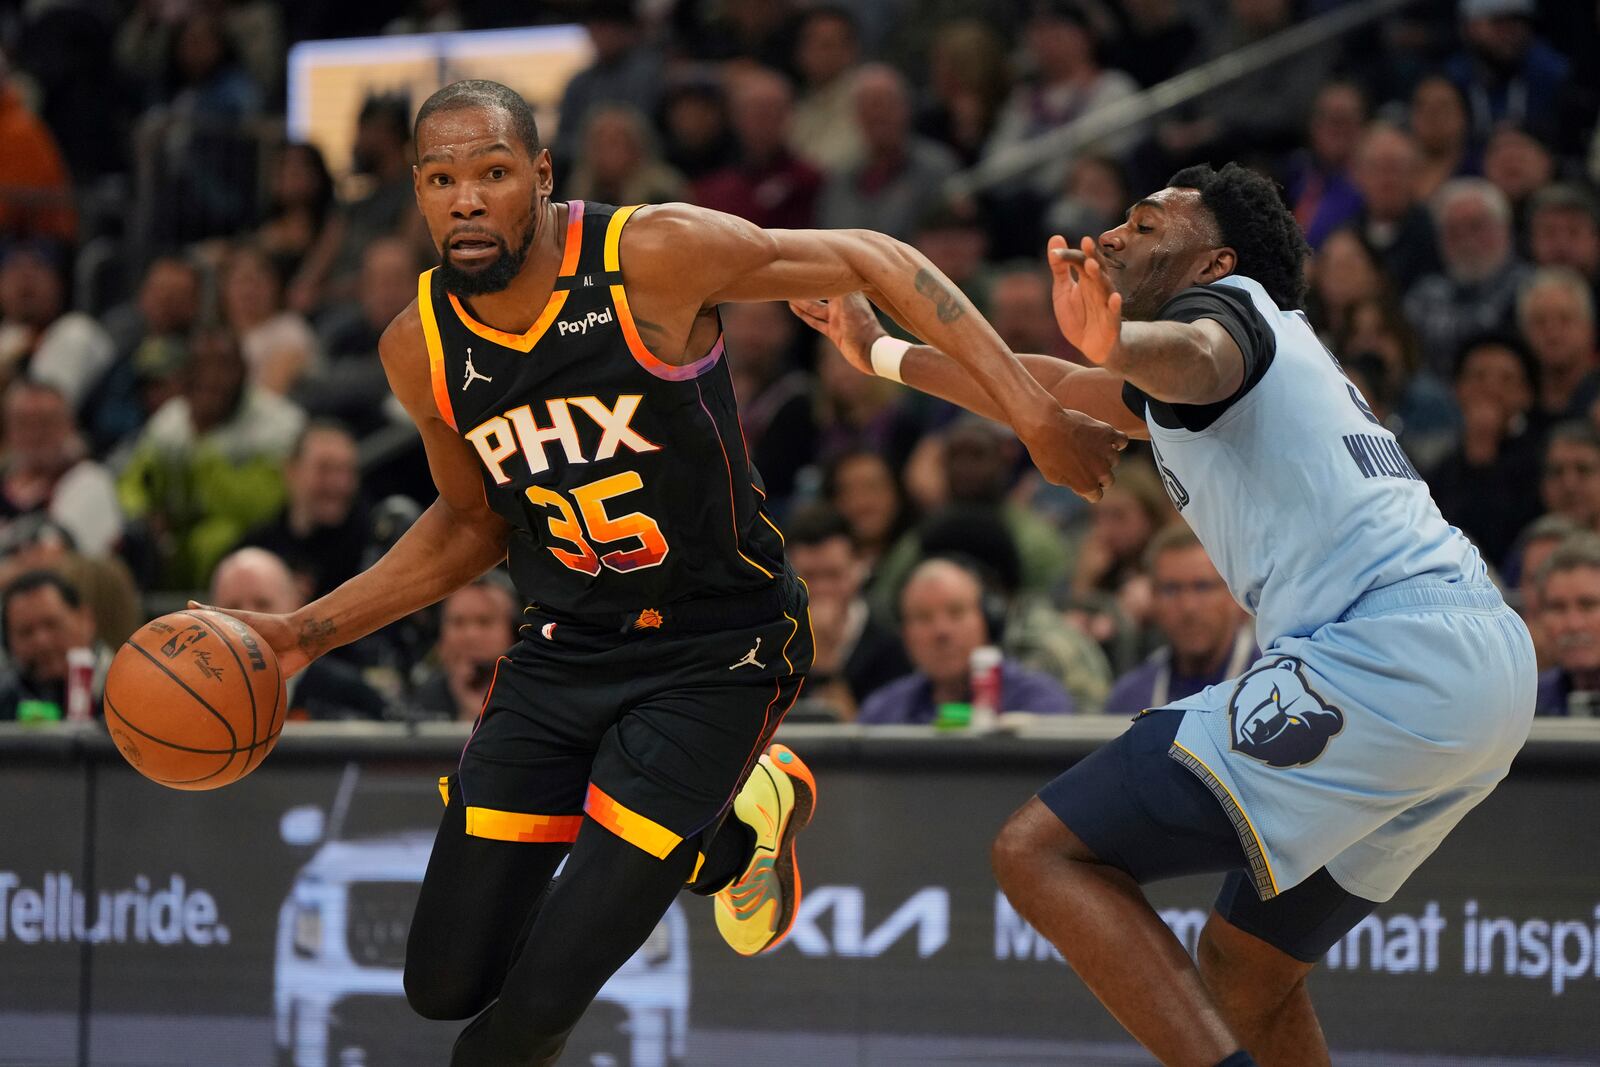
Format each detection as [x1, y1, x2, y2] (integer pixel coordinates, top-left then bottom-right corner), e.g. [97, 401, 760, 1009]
[935, 702, 972, 730]
[17, 700, 62, 724]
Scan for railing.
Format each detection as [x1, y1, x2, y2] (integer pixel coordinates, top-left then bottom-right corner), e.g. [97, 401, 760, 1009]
[947, 0, 1426, 198]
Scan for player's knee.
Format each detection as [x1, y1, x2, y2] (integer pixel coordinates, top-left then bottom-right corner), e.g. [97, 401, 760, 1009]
[1197, 921, 1306, 1016]
[404, 966, 489, 1022]
[990, 810, 1051, 894]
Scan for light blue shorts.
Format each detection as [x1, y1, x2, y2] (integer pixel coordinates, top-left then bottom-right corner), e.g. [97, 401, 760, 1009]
[1168, 576, 1536, 903]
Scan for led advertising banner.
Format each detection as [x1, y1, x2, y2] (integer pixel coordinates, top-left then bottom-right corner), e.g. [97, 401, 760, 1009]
[1, 741, 1595, 1066]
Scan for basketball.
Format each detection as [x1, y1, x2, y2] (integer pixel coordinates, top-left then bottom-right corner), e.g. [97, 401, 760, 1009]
[104, 609, 287, 791]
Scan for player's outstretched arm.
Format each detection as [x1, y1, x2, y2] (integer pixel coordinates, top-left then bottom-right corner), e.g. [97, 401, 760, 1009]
[196, 306, 510, 677]
[1050, 235, 1245, 406]
[790, 292, 1149, 440]
[620, 205, 1127, 500]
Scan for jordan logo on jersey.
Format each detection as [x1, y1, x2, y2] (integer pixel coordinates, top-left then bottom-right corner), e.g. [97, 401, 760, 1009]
[465, 395, 661, 483]
[463, 348, 493, 390]
[1228, 659, 1344, 768]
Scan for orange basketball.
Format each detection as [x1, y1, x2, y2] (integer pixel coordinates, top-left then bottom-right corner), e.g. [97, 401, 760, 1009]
[104, 609, 286, 790]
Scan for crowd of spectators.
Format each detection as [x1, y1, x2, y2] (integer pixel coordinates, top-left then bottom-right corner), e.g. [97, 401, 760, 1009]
[1, 0, 1599, 724]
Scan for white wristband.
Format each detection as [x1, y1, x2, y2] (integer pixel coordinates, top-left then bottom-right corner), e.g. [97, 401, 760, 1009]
[870, 336, 911, 384]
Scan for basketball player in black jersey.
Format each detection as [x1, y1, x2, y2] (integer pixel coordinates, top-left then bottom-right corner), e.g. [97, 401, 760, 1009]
[204, 80, 1125, 1065]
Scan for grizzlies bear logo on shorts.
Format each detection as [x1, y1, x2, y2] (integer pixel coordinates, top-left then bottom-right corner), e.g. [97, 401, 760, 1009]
[1228, 659, 1344, 768]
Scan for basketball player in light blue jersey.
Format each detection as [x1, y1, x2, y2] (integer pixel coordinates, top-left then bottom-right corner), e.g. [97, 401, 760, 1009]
[792, 163, 1536, 1067]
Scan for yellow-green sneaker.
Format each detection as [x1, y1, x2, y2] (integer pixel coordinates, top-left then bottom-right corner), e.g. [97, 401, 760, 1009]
[714, 743, 816, 957]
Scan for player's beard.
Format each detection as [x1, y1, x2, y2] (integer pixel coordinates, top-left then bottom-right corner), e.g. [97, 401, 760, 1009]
[437, 196, 540, 297]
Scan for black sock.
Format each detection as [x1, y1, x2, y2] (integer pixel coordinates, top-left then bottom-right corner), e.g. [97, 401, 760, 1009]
[687, 817, 755, 895]
[1215, 1052, 1257, 1067]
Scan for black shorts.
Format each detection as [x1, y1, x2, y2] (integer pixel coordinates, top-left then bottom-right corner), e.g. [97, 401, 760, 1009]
[444, 575, 812, 860]
[1037, 709, 1379, 963]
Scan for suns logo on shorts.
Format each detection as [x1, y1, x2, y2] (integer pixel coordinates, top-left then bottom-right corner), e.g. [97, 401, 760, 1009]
[1228, 658, 1344, 768]
[632, 608, 664, 631]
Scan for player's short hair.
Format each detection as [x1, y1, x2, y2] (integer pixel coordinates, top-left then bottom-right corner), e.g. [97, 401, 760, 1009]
[1166, 163, 1309, 311]
[1143, 523, 1203, 571]
[1535, 532, 1600, 591]
[784, 504, 852, 548]
[414, 80, 541, 159]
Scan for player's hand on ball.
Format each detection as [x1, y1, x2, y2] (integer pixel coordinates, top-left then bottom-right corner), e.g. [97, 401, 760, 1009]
[1049, 235, 1123, 366]
[788, 292, 883, 375]
[1017, 406, 1128, 502]
[188, 601, 312, 679]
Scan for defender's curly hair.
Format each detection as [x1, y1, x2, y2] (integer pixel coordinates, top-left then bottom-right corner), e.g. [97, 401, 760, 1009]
[1168, 163, 1309, 310]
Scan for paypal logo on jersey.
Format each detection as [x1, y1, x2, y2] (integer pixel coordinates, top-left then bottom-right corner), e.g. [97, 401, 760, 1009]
[557, 308, 616, 337]
[1228, 659, 1344, 768]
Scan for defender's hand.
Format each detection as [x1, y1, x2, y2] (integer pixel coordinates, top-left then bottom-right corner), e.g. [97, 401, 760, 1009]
[788, 293, 884, 376]
[1016, 406, 1129, 502]
[1049, 235, 1123, 366]
[188, 601, 312, 679]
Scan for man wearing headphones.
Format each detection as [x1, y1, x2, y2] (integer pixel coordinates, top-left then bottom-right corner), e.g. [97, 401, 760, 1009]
[857, 555, 1074, 723]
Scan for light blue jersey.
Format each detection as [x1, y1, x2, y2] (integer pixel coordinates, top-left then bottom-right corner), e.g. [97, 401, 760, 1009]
[1126, 274, 1535, 903]
[1142, 274, 1484, 646]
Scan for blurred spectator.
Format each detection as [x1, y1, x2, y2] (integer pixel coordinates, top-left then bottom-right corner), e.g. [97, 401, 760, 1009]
[1426, 334, 1543, 565]
[556, 3, 664, 165]
[984, 2, 1140, 194]
[878, 416, 1069, 603]
[784, 504, 910, 719]
[857, 557, 1073, 723]
[690, 67, 823, 230]
[1157, 0, 1330, 166]
[1286, 80, 1368, 249]
[988, 263, 1075, 361]
[659, 76, 736, 182]
[1446, 0, 1570, 143]
[1103, 526, 1257, 715]
[209, 547, 387, 722]
[1101, 0, 1199, 89]
[101, 256, 203, 371]
[88, 255, 203, 455]
[1404, 178, 1530, 376]
[1307, 228, 1386, 335]
[814, 341, 925, 469]
[565, 104, 686, 207]
[912, 202, 996, 313]
[823, 448, 915, 586]
[385, 0, 465, 36]
[916, 20, 1011, 167]
[1043, 154, 1132, 249]
[0, 569, 105, 723]
[160, 11, 261, 118]
[0, 243, 114, 413]
[818, 65, 957, 241]
[304, 236, 418, 434]
[257, 143, 336, 281]
[724, 302, 814, 505]
[1518, 268, 1598, 424]
[240, 421, 366, 604]
[0, 380, 121, 558]
[1333, 295, 1458, 470]
[671, 0, 796, 71]
[0, 52, 77, 242]
[1509, 513, 1579, 666]
[410, 571, 518, 721]
[789, 6, 865, 171]
[0, 515, 141, 653]
[1532, 532, 1600, 716]
[1408, 74, 1478, 202]
[1350, 123, 1442, 295]
[118, 329, 304, 590]
[1538, 422, 1600, 533]
[1067, 460, 1174, 670]
[912, 506, 1111, 712]
[291, 94, 415, 313]
[1482, 124, 1555, 229]
[222, 243, 322, 396]
[1526, 184, 1600, 301]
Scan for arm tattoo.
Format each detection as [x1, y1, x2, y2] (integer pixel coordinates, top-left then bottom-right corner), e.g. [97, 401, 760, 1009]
[914, 268, 966, 324]
[297, 617, 337, 655]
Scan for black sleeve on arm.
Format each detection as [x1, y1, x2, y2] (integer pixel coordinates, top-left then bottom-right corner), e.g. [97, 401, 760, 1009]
[1136, 285, 1277, 432]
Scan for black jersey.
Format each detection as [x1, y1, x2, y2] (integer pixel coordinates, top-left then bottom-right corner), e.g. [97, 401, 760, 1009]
[416, 201, 787, 616]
